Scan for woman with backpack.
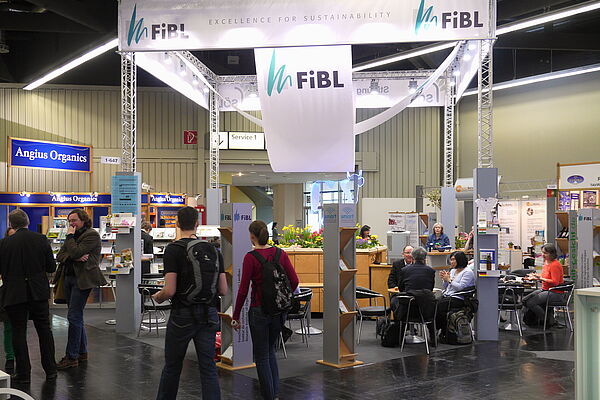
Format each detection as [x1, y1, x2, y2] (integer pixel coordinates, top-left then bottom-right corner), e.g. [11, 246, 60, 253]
[231, 220, 299, 400]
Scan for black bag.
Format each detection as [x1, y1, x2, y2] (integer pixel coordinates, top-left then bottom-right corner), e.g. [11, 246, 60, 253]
[378, 316, 400, 347]
[173, 239, 220, 306]
[445, 309, 473, 345]
[523, 308, 544, 327]
[251, 248, 293, 315]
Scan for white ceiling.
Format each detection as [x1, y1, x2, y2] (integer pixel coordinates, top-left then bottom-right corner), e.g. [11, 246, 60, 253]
[221, 164, 346, 186]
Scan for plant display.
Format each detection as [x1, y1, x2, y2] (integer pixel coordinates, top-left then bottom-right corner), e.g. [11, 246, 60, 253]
[355, 234, 381, 249]
[277, 224, 382, 249]
[455, 231, 469, 249]
[425, 189, 442, 209]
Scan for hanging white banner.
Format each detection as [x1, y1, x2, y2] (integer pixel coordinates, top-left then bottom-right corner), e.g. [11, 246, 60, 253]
[254, 45, 354, 172]
[217, 76, 445, 111]
[119, 0, 493, 51]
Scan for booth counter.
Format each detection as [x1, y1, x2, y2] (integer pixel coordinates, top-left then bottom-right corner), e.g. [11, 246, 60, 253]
[285, 246, 387, 312]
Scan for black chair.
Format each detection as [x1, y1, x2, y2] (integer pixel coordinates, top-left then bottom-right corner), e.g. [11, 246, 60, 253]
[142, 273, 164, 284]
[137, 284, 171, 337]
[398, 295, 437, 355]
[544, 283, 574, 332]
[511, 269, 531, 277]
[285, 288, 313, 348]
[498, 285, 524, 336]
[356, 287, 389, 344]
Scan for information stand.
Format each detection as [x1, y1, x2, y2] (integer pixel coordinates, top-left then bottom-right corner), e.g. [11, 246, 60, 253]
[318, 203, 362, 369]
[217, 203, 254, 371]
[111, 172, 142, 334]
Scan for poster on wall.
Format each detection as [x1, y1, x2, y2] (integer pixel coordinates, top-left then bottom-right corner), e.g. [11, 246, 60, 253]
[582, 190, 598, 208]
[388, 213, 406, 232]
[559, 191, 571, 211]
[558, 162, 600, 190]
[405, 213, 420, 247]
[498, 201, 520, 249]
[520, 200, 546, 245]
[570, 192, 580, 210]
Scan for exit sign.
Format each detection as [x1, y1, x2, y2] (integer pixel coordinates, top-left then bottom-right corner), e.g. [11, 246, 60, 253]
[184, 130, 198, 144]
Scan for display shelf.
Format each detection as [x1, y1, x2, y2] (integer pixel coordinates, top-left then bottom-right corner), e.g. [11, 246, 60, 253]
[339, 227, 357, 252]
[218, 227, 233, 244]
[339, 269, 357, 291]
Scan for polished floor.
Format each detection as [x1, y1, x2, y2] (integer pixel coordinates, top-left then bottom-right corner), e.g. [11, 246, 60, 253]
[5, 310, 574, 399]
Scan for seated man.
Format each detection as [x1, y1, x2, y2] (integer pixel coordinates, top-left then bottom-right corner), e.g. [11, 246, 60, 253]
[391, 247, 436, 343]
[387, 245, 414, 289]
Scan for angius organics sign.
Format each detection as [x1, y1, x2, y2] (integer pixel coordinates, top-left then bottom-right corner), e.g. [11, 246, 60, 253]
[9, 138, 91, 172]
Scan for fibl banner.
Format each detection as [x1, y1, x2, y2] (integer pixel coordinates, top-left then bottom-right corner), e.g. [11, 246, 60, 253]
[254, 46, 354, 172]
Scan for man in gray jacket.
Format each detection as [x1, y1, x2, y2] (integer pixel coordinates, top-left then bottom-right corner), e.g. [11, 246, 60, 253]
[56, 209, 106, 370]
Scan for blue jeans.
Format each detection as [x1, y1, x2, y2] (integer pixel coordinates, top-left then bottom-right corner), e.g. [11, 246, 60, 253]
[248, 307, 284, 400]
[64, 274, 91, 359]
[156, 305, 220, 400]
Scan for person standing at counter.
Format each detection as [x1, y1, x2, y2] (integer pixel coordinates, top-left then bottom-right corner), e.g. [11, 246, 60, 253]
[523, 243, 565, 328]
[141, 221, 154, 275]
[359, 225, 371, 239]
[231, 220, 299, 400]
[436, 251, 475, 339]
[0, 210, 57, 383]
[56, 209, 106, 370]
[427, 223, 450, 250]
[387, 245, 414, 289]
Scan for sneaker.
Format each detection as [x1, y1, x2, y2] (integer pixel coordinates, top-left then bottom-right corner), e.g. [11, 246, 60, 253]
[56, 357, 79, 370]
[4, 359, 14, 373]
[78, 353, 88, 362]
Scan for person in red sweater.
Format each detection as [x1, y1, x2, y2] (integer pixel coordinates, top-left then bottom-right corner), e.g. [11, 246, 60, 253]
[231, 220, 299, 400]
[523, 243, 565, 328]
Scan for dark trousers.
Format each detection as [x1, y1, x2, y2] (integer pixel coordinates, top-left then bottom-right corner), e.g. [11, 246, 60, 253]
[523, 289, 564, 325]
[64, 274, 91, 359]
[391, 296, 436, 343]
[248, 307, 284, 400]
[156, 305, 220, 400]
[5, 300, 56, 376]
[435, 296, 465, 337]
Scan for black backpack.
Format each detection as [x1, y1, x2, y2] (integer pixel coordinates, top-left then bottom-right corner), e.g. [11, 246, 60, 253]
[173, 239, 220, 306]
[445, 309, 473, 345]
[379, 317, 400, 347]
[251, 248, 293, 315]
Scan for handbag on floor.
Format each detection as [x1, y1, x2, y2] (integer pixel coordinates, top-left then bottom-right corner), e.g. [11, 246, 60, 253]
[379, 317, 400, 347]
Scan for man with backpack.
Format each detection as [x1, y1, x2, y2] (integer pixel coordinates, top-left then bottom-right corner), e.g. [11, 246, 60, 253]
[231, 220, 299, 400]
[153, 207, 227, 400]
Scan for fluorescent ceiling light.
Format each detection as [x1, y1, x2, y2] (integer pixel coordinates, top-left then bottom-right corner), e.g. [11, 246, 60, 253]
[23, 38, 118, 90]
[355, 0, 600, 71]
[352, 42, 457, 72]
[496, 0, 600, 35]
[462, 63, 600, 96]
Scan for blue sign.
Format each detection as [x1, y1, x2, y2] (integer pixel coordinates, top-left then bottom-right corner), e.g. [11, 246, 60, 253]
[10, 138, 91, 172]
[111, 174, 141, 214]
[0, 193, 111, 205]
[149, 193, 185, 205]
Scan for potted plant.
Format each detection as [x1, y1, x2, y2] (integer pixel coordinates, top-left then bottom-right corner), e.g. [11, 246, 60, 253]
[508, 242, 514, 249]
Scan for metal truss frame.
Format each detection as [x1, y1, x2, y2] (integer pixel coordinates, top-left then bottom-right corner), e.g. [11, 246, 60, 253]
[477, 39, 494, 169]
[443, 71, 456, 187]
[120, 52, 136, 172]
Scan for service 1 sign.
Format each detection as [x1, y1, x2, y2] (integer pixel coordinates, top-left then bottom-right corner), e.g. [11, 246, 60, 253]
[9, 138, 91, 172]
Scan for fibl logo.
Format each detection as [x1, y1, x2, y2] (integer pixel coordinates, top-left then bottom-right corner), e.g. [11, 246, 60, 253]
[233, 211, 252, 222]
[415, 0, 484, 34]
[127, 4, 188, 46]
[266, 50, 344, 96]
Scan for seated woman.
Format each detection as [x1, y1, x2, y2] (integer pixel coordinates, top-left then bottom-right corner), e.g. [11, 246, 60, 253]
[435, 251, 475, 339]
[522, 243, 565, 328]
[359, 225, 371, 240]
[427, 223, 450, 251]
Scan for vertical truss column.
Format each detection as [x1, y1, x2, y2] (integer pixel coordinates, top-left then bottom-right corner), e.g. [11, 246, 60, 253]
[477, 39, 494, 168]
[121, 52, 137, 172]
[209, 89, 220, 189]
[443, 73, 456, 187]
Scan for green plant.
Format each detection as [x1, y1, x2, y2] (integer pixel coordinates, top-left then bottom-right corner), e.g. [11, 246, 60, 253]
[425, 189, 442, 209]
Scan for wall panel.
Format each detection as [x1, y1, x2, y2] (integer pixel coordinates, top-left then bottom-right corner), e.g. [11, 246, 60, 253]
[0, 85, 207, 194]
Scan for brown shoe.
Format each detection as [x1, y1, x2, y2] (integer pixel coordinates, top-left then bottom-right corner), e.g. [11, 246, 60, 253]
[78, 353, 88, 362]
[57, 357, 79, 370]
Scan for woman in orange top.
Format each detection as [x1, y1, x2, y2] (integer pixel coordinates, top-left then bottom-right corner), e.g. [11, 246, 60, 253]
[523, 243, 565, 328]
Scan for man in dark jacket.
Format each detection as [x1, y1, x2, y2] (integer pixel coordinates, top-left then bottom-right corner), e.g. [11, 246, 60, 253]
[387, 245, 414, 289]
[0, 209, 57, 383]
[141, 221, 154, 275]
[55, 208, 106, 370]
[392, 247, 437, 345]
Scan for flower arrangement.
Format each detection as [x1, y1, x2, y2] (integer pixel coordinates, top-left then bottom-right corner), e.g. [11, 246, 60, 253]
[455, 231, 469, 249]
[425, 189, 442, 209]
[280, 225, 323, 248]
[355, 234, 381, 249]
